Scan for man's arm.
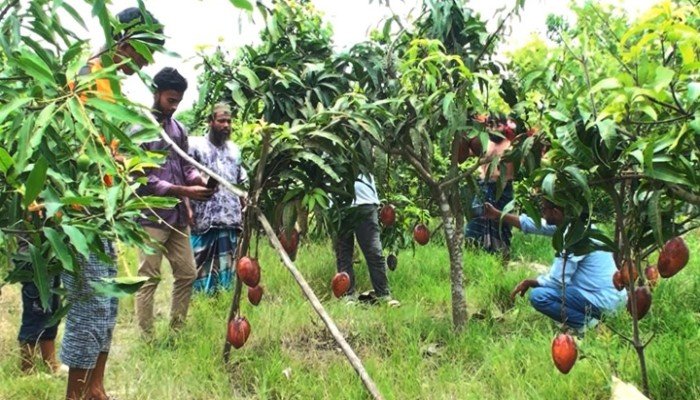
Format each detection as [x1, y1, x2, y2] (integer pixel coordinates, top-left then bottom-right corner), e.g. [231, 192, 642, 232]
[139, 140, 213, 200]
[483, 202, 521, 229]
[483, 202, 557, 236]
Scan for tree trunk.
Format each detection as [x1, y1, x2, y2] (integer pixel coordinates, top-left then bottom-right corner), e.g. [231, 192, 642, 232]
[437, 190, 468, 330]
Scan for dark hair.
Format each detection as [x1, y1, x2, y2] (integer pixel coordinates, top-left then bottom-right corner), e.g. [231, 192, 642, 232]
[114, 7, 165, 46]
[541, 198, 561, 211]
[153, 67, 188, 93]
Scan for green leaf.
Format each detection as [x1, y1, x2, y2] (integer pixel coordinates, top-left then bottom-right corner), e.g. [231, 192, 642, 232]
[44, 302, 71, 330]
[44, 228, 76, 272]
[442, 92, 455, 117]
[17, 52, 55, 85]
[308, 130, 346, 149]
[129, 41, 154, 64]
[91, 276, 153, 298]
[649, 66, 674, 90]
[91, 0, 112, 46]
[0, 97, 32, 125]
[645, 164, 690, 185]
[23, 157, 48, 207]
[105, 185, 121, 221]
[596, 119, 618, 150]
[229, 0, 253, 11]
[33, 103, 57, 144]
[295, 152, 340, 182]
[29, 244, 50, 310]
[238, 66, 260, 88]
[687, 82, 700, 102]
[86, 98, 154, 127]
[638, 105, 658, 121]
[564, 166, 590, 201]
[548, 110, 570, 122]
[61, 225, 91, 258]
[542, 172, 557, 198]
[590, 77, 621, 93]
[556, 124, 594, 167]
[61, 1, 87, 29]
[0, 147, 14, 174]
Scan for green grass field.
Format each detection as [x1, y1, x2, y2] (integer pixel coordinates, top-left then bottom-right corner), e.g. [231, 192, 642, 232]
[1, 230, 699, 399]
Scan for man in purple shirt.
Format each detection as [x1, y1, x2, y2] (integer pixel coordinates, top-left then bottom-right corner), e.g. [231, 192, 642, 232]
[135, 67, 214, 337]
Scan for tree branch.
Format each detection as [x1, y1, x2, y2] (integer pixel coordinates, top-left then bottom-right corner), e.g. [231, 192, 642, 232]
[668, 185, 700, 205]
[474, 6, 517, 65]
[642, 94, 688, 116]
[439, 155, 494, 190]
[669, 82, 688, 116]
[606, 324, 634, 345]
[400, 146, 438, 189]
[629, 115, 692, 125]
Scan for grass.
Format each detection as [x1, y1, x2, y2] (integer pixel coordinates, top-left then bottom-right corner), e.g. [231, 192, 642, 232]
[1, 229, 699, 399]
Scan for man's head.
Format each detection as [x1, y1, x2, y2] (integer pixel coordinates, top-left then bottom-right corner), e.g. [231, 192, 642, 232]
[208, 103, 232, 140]
[113, 7, 164, 75]
[152, 67, 187, 120]
[541, 198, 565, 226]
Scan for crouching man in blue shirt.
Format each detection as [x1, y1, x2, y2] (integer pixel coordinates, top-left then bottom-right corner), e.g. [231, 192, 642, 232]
[483, 199, 627, 332]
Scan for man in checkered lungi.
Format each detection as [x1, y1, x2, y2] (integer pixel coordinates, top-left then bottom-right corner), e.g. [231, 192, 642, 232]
[61, 8, 165, 400]
[61, 244, 119, 399]
[188, 103, 247, 294]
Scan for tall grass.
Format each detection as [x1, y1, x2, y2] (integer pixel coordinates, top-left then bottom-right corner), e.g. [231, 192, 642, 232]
[1, 230, 698, 399]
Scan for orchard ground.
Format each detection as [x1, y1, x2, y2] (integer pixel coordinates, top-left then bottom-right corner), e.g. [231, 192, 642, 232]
[1, 229, 698, 399]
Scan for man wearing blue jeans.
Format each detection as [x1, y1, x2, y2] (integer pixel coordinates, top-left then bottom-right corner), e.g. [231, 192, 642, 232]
[483, 200, 627, 332]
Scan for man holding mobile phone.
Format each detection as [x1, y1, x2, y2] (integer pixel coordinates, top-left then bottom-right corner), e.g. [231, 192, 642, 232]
[187, 103, 248, 294]
[135, 67, 214, 337]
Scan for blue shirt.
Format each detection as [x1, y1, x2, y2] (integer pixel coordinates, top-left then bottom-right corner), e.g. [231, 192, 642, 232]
[519, 215, 627, 311]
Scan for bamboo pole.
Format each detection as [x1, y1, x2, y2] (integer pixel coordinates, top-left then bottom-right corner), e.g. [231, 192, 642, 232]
[256, 210, 384, 400]
[152, 121, 384, 400]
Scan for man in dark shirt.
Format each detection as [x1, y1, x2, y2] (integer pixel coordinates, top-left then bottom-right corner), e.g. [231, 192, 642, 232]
[135, 67, 213, 336]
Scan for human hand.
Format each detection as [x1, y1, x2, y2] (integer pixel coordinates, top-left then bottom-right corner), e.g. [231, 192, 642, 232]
[182, 185, 215, 201]
[483, 202, 501, 220]
[510, 279, 537, 300]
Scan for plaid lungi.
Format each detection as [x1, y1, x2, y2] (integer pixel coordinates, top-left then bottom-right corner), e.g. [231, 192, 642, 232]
[60, 241, 118, 369]
[190, 228, 238, 294]
[465, 180, 514, 254]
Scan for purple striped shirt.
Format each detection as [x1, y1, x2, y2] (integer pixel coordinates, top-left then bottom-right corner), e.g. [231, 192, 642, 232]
[137, 118, 201, 228]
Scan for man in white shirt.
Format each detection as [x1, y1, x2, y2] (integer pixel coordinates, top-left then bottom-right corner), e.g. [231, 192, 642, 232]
[335, 174, 399, 306]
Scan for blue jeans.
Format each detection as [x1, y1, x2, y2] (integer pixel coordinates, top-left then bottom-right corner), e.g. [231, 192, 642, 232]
[529, 286, 601, 329]
[16, 258, 61, 344]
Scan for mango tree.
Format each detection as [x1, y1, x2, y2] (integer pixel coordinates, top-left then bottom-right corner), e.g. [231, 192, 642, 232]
[341, 0, 526, 330]
[194, 2, 385, 397]
[0, 0, 176, 306]
[509, 2, 699, 395]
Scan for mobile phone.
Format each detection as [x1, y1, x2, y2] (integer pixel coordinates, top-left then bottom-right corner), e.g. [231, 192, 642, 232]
[206, 177, 219, 189]
[471, 204, 484, 218]
[470, 197, 484, 218]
